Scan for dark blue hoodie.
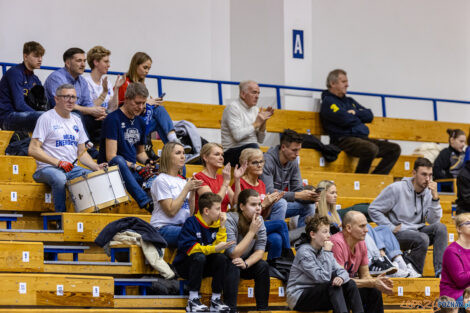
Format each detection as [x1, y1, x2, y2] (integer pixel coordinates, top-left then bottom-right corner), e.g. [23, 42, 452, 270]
[320, 90, 373, 142]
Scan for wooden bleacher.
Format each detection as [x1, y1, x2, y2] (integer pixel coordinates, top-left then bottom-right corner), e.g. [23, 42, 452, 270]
[0, 100, 466, 311]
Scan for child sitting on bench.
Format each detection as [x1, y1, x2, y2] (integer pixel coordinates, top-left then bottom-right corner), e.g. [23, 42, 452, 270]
[173, 192, 234, 312]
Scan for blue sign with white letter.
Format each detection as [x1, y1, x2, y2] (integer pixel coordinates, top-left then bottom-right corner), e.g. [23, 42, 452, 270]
[293, 29, 304, 59]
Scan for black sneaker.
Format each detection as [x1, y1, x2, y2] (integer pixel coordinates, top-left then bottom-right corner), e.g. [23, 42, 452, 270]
[210, 298, 230, 312]
[186, 297, 209, 312]
[369, 258, 398, 276]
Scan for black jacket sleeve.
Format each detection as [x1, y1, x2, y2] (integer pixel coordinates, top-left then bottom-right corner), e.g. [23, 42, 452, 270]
[433, 148, 452, 179]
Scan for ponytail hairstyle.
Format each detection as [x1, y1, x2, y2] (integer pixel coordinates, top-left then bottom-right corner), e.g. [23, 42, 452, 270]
[446, 128, 465, 144]
[237, 189, 260, 238]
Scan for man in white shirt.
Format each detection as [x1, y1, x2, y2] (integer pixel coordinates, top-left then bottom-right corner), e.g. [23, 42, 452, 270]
[28, 84, 106, 212]
[221, 80, 274, 166]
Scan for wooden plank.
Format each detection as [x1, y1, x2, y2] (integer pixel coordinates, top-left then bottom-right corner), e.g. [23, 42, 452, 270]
[0, 241, 44, 272]
[0, 273, 113, 307]
[0, 130, 14, 155]
[302, 170, 393, 198]
[0, 155, 37, 182]
[114, 296, 188, 308]
[384, 278, 439, 306]
[0, 182, 53, 212]
[0, 310, 185, 313]
[57, 213, 151, 242]
[44, 245, 158, 275]
[0, 230, 64, 242]
[163, 102, 470, 142]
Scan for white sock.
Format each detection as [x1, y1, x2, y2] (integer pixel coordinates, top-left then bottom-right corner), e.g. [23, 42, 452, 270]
[211, 293, 221, 301]
[189, 291, 199, 300]
[167, 131, 178, 142]
[394, 255, 408, 270]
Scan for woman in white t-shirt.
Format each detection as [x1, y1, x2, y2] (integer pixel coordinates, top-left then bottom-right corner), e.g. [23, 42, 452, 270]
[150, 142, 203, 247]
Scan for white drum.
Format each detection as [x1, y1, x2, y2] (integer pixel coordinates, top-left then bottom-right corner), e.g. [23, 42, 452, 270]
[67, 166, 129, 213]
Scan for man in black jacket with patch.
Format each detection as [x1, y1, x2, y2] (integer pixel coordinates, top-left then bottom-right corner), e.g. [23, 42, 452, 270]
[319, 69, 400, 174]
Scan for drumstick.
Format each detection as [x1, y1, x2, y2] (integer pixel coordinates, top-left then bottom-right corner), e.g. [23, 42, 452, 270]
[73, 141, 94, 165]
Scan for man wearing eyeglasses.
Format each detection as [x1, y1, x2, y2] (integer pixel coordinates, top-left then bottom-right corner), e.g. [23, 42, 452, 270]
[28, 84, 107, 212]
[369, 157, 447, 278]
[44, 47, 107, 150]
[221, 80, 274, 167]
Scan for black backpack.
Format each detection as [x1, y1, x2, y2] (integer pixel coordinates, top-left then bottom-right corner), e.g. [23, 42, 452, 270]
[301, 134, 341, 162]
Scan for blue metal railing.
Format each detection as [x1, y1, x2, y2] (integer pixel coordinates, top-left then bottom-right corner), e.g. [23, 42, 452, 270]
[2, 62, 470, 121]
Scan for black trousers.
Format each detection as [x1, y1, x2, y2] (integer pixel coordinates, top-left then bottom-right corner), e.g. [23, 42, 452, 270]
[336, 137, 401, 174]
[224, 143, 259, 167]
[294, 280, 363, 313]
[224, 259, 270, 311]
[174, 253, 230, 294]
[359, 287, 384, 313]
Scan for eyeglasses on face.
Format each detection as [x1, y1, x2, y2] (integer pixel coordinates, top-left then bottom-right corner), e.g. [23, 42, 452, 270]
[57, 95, 79, 101]
[250, 160, 265, 166]
[459, 221, 470, 227]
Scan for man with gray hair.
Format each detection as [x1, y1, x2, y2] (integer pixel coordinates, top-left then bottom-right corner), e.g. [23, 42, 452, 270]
[320, 69, 400, 174]
[28, 84, 106, 212]
[221, 80, 274, 166]
[98, 82, 154, 212]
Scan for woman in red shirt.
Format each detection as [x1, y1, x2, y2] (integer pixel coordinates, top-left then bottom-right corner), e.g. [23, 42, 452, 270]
[194, 143, 246, 213]
[235, 148, 291, 263]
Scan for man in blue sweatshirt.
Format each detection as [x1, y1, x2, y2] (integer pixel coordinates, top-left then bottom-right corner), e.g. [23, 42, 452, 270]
[368, 157, 447, 277]
[320, 69, 401, 174]
[0, 41, 45, 131]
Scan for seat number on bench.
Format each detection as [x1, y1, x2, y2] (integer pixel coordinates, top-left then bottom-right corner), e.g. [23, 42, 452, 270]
[11, 192, 17, 202]
[398, 286, 403, 296]
[449, 233, 454, 242]
[404, 162, 410, 171]
[354, 181, 360, 190]
[425, 286, 430, 297]
[22, 251, 29, 262]
[45, 193, 51, 203]
[12, 165, 18, 175]
[77, 222, 84, 233]
[93, 286, 100, 297]
[278, 286, 285, 297]
[247, 287, 254, 298]
[57, 285, 64, 296]
[19, 282, 26, 294]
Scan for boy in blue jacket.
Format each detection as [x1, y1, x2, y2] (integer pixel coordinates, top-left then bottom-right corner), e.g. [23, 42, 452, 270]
[174, 192, 235, 312]
[319, 69, 400, 174]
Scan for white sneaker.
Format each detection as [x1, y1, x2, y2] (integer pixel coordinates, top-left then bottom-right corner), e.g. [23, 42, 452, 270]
[387, 267, 410, 278]
[406, 263, 422, 278]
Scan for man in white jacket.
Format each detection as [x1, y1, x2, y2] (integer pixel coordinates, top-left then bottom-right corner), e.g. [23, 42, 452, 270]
[368, 157, 447, 277]
[221, 80, 273, 166]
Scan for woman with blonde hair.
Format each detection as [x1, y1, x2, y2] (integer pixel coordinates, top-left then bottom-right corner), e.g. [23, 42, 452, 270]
[235, 148, 290, 263]
[150, 142, 203, 247]
[315, 180, 417, 277]
[194, 142, 246, 213]
[118, 52, 178, 146]
[440, 213, 470, 304]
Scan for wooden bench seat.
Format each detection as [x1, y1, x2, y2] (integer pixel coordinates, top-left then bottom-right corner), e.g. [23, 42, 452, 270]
[0, 272, 113, 307]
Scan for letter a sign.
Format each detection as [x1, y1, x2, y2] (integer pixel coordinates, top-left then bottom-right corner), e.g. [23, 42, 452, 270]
[293, 29, 304, 59]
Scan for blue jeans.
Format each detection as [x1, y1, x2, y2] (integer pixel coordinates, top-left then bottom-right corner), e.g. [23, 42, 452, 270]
[109, 155, 150, 208]
[146, 106, 175, 143]
[33, 165, 91, 212]
[367, 224, 402, 260]
[268, 198, 315, 227]
[2, 111, 43, 132]
[265, 220, 290, 260]
[158, 225, 182, 248]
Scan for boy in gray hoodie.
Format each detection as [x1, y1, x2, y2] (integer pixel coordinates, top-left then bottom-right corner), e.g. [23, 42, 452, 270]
[368, 157, 447, 277]
[286, 215, 363, 313]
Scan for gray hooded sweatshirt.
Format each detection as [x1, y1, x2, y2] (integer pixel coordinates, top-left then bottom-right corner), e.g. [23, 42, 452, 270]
[286, 243, 350, 309]
[261, 145, 303, 202]
[368, 177, 442, 231]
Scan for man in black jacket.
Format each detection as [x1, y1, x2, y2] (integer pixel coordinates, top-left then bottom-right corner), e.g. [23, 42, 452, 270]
[319, 69, 400, 174]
